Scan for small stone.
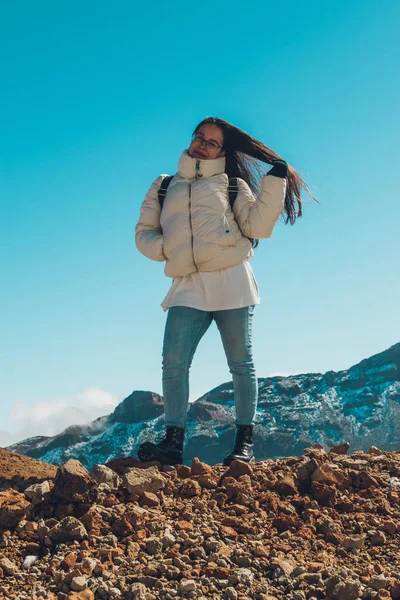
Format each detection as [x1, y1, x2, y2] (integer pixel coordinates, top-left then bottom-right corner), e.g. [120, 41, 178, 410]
[271, 558, 295, 577]
[61, 552, 77, 570]
[22, 555, 39, 569]
[68, 591, 95, 600]
[161, 531, 176, 548]
[224, 588, 238, 600]
[180, 479, 201, 497]
[352, 470, 379, 489]
[223, 459, 253, 480]
[179, 580, 196, 592]
[335, 578, 362, 600]
[191, 457, 213, 476]
[0, 557, 19, 575]
[24, 480, 51, 504]
[388, 477, 400, 488]
[329, 442, 350, 454]
[236, 567, 254, 585]
[48, 517, 87, 543]
[274, 475, 298, 496]
[70, 576, 88, 592]
[0, 489, 30, 529]
[140, 491, 160, 507]
[146, 537, 163, 555]
[341, 534, 366, 551]
[90, 464, 120, 488]
[370, 574, 388, 591]
[177, 465, 192, 478]
[122, 466, 165, 495]
[176, 520, 193, 532]
[53, 459, 92, 501]
[382, 520, 397, 534]
[371, 531, 386, 546]
[311, 463, 345, 486]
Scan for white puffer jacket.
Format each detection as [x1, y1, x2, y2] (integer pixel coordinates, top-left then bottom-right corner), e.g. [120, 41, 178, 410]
[135, 150, 287, 278]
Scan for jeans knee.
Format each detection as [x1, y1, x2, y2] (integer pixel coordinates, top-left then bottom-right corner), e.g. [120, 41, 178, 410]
[228, 358, 256, 376]
[162, 353, 189, 376]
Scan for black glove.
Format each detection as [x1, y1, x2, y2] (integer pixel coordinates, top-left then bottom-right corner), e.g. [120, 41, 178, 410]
[267, 159, 288, 179]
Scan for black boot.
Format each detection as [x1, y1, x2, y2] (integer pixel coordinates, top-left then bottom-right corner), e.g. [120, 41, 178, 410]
[223, 424, 254, 466]
[137, 426, 185, 466]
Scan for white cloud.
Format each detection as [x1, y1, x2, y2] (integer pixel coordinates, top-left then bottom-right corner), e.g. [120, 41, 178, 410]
[1, 388, 120, 448]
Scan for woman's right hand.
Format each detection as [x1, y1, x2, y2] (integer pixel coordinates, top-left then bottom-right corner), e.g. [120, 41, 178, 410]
[268, 159, 288, 179]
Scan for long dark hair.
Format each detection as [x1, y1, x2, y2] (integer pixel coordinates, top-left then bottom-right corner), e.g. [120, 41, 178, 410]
[193, 117, 319, 248]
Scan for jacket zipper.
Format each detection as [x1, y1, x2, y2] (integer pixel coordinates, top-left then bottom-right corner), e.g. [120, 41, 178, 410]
[188, 183, 198, 271]
[188, 160, 201, 270]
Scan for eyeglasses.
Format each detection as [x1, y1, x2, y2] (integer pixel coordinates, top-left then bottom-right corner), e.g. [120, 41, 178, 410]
[191, 132, 223, 152]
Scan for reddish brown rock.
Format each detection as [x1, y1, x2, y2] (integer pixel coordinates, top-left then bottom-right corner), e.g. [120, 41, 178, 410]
[52, 459, 93, 502]
[175, 520, 193, 532]
[272, 514, 302, 532]
[179, 479, 201, 497]
[0, 489, 30, 529]
[377, 591, 391, 599]
[204, 566, 232, 579]
[68, 591, 95, 600]
[270, 558, 295, 576]
[61, 553, 77, 571]
[0, 448, 399, 600]
[177, 465, 191, 478]
[219, 525, 239, 539]
[382, 520, 397, 534]
[192, 474, 217, 489]
[80, 507, 108, 537]
[191, 457, 214, 476]
[0, 448, 57, 489]
[351, 470, 379, 489]
[102, 493, 119, 507]
[139, 491, 160, 507]
[311, 463, 345, 486]
[329, 442, 350, 455]
[274, 475, 298, 496]
[111, 516, 134, 537]
[201, 527, 214, 537]
[222, 459, 253, 480]
[311, 480, 337, 506]
[48, 517, 87, 543]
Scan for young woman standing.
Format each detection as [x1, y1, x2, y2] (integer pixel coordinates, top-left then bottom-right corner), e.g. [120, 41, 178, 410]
[135, 117, 316, 466]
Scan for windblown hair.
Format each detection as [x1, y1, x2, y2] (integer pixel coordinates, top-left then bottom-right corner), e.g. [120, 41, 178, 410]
[193, 117, 319, 248]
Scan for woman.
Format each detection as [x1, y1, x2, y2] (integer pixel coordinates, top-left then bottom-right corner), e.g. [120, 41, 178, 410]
[135, 117, 316, 466]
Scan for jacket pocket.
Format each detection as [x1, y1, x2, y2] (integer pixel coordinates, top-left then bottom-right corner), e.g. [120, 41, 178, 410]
[218, 216, 238, 247]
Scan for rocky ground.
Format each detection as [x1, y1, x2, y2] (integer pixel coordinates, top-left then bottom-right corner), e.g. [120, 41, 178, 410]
[0, 444, 400, 600]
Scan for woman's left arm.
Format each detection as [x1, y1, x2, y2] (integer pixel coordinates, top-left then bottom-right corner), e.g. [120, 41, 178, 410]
[232, 160, 288, 239]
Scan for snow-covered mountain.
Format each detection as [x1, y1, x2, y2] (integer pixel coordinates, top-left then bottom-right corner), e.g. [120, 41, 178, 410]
[8, 342, 400, 469]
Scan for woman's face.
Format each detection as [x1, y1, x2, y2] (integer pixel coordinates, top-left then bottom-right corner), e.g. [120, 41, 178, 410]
[188, 123, 225, 160]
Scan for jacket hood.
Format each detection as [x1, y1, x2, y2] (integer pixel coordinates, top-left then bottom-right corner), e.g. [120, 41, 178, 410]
[177, 149, 226, 180]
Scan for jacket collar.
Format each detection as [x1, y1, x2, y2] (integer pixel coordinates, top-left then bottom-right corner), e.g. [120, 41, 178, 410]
[177, 149, 226, 180]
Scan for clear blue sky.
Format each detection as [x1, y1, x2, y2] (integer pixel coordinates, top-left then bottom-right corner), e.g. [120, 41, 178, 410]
[1, 1, 399, 446]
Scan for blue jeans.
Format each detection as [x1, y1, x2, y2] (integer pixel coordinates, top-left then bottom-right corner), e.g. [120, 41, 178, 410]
[162, 306, 257, 428]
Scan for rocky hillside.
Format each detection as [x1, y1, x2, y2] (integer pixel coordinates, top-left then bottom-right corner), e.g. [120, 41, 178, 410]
[0, 445, 400, 599]
[8, 343, 400, 470]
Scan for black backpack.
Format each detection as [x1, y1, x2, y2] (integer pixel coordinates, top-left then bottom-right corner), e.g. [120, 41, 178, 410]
[157, 176, 256, 246]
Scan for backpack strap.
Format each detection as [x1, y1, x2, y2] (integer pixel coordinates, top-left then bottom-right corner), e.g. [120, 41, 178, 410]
[158, 175, 174, 210]
[228, 177, 256, 246]
[228, 177, 239, 208]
